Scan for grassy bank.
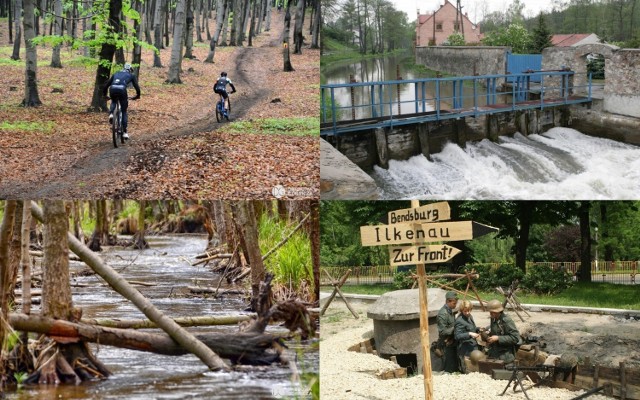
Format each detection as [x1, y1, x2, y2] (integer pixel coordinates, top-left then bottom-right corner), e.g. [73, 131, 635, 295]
[326, 282, 640, 310]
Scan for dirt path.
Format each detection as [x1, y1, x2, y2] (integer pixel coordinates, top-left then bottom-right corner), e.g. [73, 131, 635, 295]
[0, 11, 318, 198]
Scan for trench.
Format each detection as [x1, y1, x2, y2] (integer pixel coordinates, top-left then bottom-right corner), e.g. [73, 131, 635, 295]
[6, 234, 317, 400]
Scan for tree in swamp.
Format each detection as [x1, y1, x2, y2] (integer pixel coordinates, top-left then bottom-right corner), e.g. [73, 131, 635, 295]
[132, 200, 149, 249]
[12, 201, 111, 385]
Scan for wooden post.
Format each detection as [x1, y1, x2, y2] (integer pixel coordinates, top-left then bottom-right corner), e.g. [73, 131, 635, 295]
[412, 199, 433, 400]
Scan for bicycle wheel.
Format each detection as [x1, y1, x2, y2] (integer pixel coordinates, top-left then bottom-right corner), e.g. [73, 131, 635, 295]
[112, 104, 120, 148]
[226, 97, 231, 120]
[215, 101, 223, 123]
[119, 112, 125, 144]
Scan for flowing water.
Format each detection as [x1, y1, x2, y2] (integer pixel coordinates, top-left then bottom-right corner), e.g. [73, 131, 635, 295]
[7, 235, 317, 400]
[371, 127, 640, 199]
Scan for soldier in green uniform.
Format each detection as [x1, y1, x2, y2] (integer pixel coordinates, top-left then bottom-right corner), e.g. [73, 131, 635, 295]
[437, 291, 460, 373]
[455, 300, 480, 373]
[486, 299, 520, 364]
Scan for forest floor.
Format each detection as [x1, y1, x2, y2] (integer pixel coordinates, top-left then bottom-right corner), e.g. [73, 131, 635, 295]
[0, 10, 319, 199]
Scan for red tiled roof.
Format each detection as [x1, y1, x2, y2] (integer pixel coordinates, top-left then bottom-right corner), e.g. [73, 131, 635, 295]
[551, 34, 591, 46]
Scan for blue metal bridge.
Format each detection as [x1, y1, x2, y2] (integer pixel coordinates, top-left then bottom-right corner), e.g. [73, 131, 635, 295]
[320, 70, 594, 136]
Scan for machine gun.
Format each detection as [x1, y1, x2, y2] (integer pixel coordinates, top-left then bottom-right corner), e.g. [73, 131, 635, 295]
[500, 364, 556, 400]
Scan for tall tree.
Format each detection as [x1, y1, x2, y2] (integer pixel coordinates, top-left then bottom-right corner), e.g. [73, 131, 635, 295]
[22, 0, 42, 106]
[51, 0, 63, 67]
[10, 0, 22, 60]
[0, 201, 17, 392]
[167, 0, 187, 83]
[232, 201, 266, 311]
[293, 0, 306, 53]
[153, 0, 165, 67]
[311, 0, 320, 49]
[90, 0, 122, 111]
[184, 0, 195, 58]
[531, 13, 553, 53]
[205, 0, 228, 62]
[579, 201, 592, 282]
[133, 200, 149, 249]
[282, 0, 294, 71]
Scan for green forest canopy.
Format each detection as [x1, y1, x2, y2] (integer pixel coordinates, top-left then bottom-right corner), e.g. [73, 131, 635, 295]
[321, 201, 640, 267]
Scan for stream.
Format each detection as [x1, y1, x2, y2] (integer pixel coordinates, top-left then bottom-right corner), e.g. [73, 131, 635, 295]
[6, 234, 317, 400]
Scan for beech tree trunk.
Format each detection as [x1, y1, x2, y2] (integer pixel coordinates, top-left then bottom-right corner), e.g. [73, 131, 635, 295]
[22, 0, 42, 106]
[282, 0, 294, 71]
[311, 0, 319, 49]
[51, 0, 63, 67]
[42, 200, 73, 320]
[310, 200, 320, 303]
[11, 0, 22, 60]
[166, 0, 186, 83]
[153, 0, 164, 67]
[0, 200, 18, 389]
[204, 0, 228, 63]
[231, 202, 265, 311]
[133, 200, 149, 249]
[184, 0, 195, 58]
[293, 0, 305, 53]
[31, 202, 229, 371]
[90, 0, 121, 111]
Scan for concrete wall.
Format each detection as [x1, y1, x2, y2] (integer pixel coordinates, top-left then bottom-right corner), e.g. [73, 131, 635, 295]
[604, 49, 640, 119]
[415, 46, 509, 77]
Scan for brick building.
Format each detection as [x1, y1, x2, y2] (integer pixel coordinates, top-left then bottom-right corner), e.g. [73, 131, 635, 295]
[416, 0, 482, 46]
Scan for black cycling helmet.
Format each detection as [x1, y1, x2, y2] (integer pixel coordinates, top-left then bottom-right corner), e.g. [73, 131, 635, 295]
[221, 71, 227, 77]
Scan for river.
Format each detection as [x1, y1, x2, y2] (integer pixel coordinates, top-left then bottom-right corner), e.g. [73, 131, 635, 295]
[324, 56, 640, 200]
[6, 235, 317, 400]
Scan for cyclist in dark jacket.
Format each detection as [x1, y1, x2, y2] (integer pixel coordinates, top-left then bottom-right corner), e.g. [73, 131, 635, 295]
[103, 63, 141, 140]
[213, 72, 236, 113]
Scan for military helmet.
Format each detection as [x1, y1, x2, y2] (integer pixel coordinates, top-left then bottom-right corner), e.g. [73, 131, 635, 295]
[487, 299, 504, 312]
[469, 349, 486, 365]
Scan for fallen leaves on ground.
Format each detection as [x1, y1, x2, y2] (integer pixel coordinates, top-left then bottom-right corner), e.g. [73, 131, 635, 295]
[0, 11, 319, 199]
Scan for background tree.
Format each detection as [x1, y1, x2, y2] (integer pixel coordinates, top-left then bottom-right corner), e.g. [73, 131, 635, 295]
[531, 13, 553, 53]
[22, 0, 41, 106]
[282, 0, 294, 71]
[166, 0, 187, 83]
[232, 201, 266, 311]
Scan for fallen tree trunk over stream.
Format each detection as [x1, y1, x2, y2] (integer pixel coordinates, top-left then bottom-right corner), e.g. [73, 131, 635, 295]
[9, 313, 283, 366]
[80, 314, 255, 329]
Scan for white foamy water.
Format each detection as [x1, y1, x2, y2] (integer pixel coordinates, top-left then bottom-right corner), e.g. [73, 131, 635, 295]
[371, 127, 640, 199]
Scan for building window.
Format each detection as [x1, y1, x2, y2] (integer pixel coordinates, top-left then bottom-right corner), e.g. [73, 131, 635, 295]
[436, 23, 443, 31]
[454, 22, 460, 31]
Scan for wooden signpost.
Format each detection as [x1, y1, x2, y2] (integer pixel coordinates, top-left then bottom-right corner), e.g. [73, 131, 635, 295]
[360, 201, 498, 400]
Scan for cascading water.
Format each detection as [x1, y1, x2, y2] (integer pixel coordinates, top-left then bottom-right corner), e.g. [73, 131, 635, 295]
[371, 127, 640, 199]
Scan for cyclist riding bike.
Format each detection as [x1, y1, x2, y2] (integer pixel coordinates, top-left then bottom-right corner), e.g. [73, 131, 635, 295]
[103, 63, 141, 140]
[213, 72, 236, 114]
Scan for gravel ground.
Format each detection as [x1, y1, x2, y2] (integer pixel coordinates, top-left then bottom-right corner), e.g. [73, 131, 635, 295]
[320, 300, 616, 400]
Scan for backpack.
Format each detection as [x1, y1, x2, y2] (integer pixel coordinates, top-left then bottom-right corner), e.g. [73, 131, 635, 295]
[215, 77, 227, 91]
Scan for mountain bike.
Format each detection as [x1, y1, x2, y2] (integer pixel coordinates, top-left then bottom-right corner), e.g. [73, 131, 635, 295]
[215, 92, 233, 122]
[106, 96, 136, 148]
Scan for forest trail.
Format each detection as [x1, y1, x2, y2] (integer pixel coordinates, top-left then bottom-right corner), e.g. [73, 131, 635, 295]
[0, 9, 319, 199]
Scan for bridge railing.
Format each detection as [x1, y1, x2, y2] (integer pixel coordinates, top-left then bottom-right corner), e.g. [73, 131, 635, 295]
[320, 70, 593, 135]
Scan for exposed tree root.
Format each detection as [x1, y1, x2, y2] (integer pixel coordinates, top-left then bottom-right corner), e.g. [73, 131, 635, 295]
[23, 337, 110, 385]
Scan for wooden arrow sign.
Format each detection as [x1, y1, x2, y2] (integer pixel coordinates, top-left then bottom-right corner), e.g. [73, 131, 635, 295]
[387, 201, 451, 224]
[360, 220, 498, 246]
[389, 244, 462, 266]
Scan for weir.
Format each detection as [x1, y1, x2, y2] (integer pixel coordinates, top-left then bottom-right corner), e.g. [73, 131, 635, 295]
[320, 70, 588, 172]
